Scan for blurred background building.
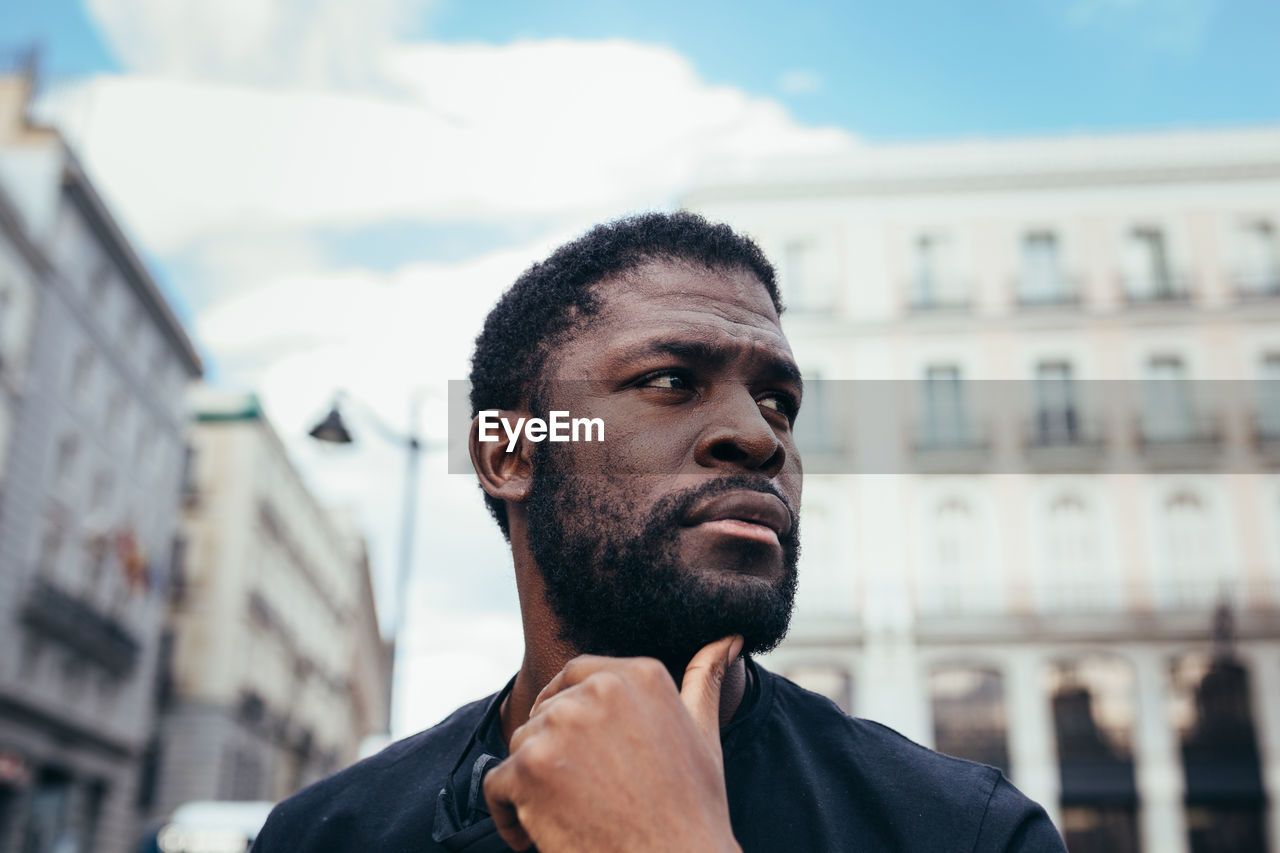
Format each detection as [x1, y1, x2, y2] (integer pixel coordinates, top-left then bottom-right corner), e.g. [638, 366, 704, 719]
[688, 126, 1280, 853]
[0, 70, 390, 853]
[143, 389, 390, 826]
[0, 71, 203, 852]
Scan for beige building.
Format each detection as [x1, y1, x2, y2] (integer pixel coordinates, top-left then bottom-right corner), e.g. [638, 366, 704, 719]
[149, 389, 390, 823]
[686, 125, 1280, 853]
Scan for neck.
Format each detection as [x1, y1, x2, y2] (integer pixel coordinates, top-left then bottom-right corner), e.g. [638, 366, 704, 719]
[499, 651, 750, 747]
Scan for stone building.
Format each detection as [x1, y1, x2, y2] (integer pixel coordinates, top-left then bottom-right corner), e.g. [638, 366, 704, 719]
[147, 389, 390, 823]
[0, 71, 203, 853]
[686, 125, 1280, 853]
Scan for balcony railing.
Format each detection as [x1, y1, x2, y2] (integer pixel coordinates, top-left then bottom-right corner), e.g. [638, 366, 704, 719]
[19, 577, 140, 677]
[1014, 274, 1083, 308]
[1135, 412, 1222, 468]
[1023, 415, 1106, 471]
[1121, 273, 1193, 305]
[905, 278, 972, 313]
[910, 421, 991, 473]
[1234, 272, 1280, 300]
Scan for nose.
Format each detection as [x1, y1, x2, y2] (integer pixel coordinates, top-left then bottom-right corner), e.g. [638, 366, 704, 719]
[693, 384, 787, 476]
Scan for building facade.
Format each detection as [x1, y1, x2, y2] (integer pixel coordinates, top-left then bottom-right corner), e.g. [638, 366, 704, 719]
[686, 126, 1280, 853]
[0, 175, 44, 497]
[147, 389, 390, 824]
[0, 72, 203, 853]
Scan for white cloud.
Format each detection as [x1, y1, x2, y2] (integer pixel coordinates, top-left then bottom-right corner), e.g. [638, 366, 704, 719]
[37, 40, 854, 252]
[84, 0, 432, 90]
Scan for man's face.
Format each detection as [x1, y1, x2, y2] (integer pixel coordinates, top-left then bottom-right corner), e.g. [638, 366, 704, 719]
[523, 260, 804, 670]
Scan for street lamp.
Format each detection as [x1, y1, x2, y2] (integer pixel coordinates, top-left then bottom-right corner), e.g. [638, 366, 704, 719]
[309, 391, 428, 734]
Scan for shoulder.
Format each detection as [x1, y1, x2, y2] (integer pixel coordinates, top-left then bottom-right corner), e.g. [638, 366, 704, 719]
[752, 670, 1064, 851]
[251, 695, 494, 853]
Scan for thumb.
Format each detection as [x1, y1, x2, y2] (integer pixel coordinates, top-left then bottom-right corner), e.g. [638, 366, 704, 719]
[680, 635, 744, 753]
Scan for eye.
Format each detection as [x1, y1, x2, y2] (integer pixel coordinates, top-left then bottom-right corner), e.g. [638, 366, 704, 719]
[758, 392, 800, 422]
[638, 371, 694, 391]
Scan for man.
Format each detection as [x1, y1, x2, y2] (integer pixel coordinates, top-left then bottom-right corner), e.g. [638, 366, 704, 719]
[252, 212, 1065, 852]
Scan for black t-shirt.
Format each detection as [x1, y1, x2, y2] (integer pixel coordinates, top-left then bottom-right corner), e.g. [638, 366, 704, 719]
[252, 661, 1065, 852]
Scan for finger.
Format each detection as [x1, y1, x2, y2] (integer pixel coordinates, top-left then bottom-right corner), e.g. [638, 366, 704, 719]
[482, 762, 534, 851]
[680, 635, 744, 754]
[529, 654, 615, 718]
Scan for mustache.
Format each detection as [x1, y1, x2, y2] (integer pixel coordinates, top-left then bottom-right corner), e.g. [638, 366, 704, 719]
[663, 474, 799, 543]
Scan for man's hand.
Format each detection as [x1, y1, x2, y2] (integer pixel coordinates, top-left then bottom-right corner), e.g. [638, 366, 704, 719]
[483, 636, 745, 853]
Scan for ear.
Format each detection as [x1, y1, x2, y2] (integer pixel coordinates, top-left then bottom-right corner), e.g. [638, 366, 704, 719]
[469, 410, 536, 505]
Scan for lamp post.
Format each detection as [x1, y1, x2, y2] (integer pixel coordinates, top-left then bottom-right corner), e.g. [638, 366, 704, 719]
[309, 391, 428, 734]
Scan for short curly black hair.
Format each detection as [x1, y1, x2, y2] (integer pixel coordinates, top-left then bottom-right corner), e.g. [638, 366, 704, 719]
[469, 210, 782, 538]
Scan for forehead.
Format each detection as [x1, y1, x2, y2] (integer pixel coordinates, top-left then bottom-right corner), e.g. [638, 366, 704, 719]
[555, 260, 791, 374]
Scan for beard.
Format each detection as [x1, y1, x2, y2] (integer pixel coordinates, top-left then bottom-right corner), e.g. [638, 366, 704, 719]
[525, 446, 800, 672]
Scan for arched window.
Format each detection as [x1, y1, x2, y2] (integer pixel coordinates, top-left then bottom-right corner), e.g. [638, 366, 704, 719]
[1041, 493, 1106, 611]
[1169, 650, 1266, 853]
[927, 498, 991, 613]
[1047, 657, 1138, 852]
[1160, 491, 1224, 609]
[794, 486, 856, 619]
[929, 666, 1009, 774]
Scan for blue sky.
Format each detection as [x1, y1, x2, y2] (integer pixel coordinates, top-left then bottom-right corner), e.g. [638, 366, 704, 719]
[11, 0, 1280, 138]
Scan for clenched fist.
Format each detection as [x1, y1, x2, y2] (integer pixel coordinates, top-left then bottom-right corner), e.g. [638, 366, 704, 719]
[483, 636, 746, 853]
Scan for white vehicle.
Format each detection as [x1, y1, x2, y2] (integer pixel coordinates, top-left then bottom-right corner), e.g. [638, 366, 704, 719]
[157, 801, 275, 853]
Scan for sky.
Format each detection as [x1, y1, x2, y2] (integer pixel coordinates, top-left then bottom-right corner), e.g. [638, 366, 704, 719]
[5, 0, 1280, 734]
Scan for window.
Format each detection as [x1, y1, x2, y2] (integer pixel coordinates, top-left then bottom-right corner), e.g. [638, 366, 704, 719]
[1048, 657, 1139, 853]
[105, 389, 126, 433]
[920, 497, 996, 614]
[1142, 356, 1197, 441]
[1171, 652, 1267, 853]
[781, 239, 836, 311]
[920, 365, 970, 448]
[792, 373, 836, 454]
[1161, 491, 1224, 608]
[1041, 494, 1105, 610]
[68, 347, 94, 397]
[1258, 354, 1280, 438]
[1236, 220, 1280, 296]
[88, 258, 111, 308]
[90, 470, 114, 510]
[1019, 231, 1071, 305]
[22, 767, 73, 853]
[37, 510, 67, 578]
[930, 667, 1010, 773]
[1034, 361, 1078, 444]
[53, 434, 79, 484]
[911, 232, 965, 309]
[1124, 227, 1181, 301]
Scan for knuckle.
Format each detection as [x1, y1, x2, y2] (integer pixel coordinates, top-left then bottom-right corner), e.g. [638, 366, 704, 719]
[632, 657, 673, 688]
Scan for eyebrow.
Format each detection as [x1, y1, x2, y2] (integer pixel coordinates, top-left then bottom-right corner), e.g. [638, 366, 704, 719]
[612, 337, 805, 390]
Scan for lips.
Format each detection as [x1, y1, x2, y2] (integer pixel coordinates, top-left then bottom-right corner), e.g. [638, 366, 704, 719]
[682, 490, 794, 542]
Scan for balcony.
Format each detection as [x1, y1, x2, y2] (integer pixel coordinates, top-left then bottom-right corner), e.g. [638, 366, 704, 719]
[1252, 412, 1280, 465]
[905, 278, 971, 314]
[1121, 273, 1193, 306]
[19, 577, 140, 677]
[1023, 415, 1106, 471]
[1234, 272, 1280, 300]
[1135, 412, 1222, 469]
[1014, 275, 1082, 309]
[909, 422, 991, 473]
